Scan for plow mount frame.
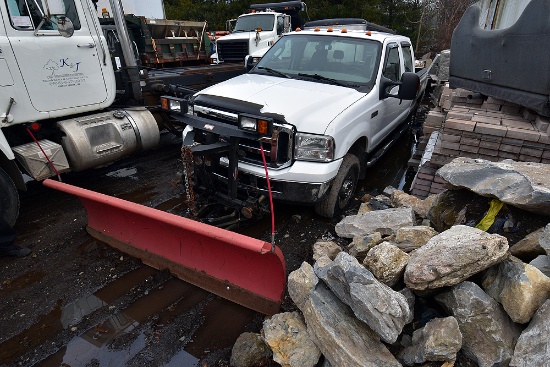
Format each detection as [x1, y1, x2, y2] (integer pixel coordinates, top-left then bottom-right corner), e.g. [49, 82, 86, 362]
[43, 179, 286, 315]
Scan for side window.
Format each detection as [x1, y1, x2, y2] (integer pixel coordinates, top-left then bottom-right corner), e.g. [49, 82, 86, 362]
[382, 43, 401, 82]
[5, 0, 81, 31]
[402, 44, 414, 72]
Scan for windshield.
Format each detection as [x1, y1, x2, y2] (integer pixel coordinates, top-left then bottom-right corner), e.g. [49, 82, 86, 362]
[234, 14, 275, 32]
[253, 34, 381, 88]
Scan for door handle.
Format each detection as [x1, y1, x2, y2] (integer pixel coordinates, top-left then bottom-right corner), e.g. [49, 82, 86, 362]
[77, 43, 96, 48]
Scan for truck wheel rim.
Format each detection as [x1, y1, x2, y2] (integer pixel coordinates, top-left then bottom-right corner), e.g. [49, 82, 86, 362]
[338, 172, 356, 208]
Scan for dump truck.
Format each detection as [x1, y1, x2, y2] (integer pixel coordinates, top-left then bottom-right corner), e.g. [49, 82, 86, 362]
[162, 18, 428, 225]
[211, 1, 305, 65]
[0, 0, 244, 226]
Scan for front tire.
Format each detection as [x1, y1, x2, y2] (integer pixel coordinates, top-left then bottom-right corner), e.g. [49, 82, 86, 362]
[314, 153, 360, 218]
[0, 167, 19, 226]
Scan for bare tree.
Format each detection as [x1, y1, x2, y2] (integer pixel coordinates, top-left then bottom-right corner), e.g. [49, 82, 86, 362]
[434, 0, 475, 50]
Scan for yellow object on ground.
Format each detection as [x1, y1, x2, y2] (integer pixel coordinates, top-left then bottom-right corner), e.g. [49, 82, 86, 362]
[475, 199, 504, 231]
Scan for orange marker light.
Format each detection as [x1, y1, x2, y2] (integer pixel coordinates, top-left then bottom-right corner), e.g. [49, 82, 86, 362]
[341, 28, 347, 33]
[160, 98, 169, 110]
[295, 27, 301, 31]
[327, 27, 333, 32]
[258, 120, 269, 135]
[314, 27, 320, 32]
[366, 31, 372, 36]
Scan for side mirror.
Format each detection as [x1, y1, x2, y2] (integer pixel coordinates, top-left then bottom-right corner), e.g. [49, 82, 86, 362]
[244, 55, 256, 72]
[56, 16, 74, 38]
[398, 72, 419, 100]
[379, 72, 419, 101]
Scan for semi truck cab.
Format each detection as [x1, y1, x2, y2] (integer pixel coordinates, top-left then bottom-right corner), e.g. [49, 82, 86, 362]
[211, 1, 304, 64]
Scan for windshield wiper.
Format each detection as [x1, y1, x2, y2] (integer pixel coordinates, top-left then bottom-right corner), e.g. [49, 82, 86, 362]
[297, 73, 347, 87]
[257, 67, 291, 79]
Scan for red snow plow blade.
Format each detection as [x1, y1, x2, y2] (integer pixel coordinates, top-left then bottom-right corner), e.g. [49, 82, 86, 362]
[43, 179, 286, 315]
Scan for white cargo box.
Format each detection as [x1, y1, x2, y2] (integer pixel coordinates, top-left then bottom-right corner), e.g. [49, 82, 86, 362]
[12, 140, 70, 181]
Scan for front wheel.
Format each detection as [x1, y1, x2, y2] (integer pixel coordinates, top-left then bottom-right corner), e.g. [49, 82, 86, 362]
[0, 167, 19, 226]
[314, 153, 360, 218]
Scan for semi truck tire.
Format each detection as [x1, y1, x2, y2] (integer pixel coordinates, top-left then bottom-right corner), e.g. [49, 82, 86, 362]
[0, 167, 19, 227]
[314, 153, 360, 218]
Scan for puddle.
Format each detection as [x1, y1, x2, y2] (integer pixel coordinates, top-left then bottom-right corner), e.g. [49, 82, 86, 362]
[105, 167, 138, 179]
[44, 278, 202, 366]
[185, 297, 255, 358]
[0, 271, 47, 295]
[0, 266, 156, 365]
[360, 133, 416, 193]
[3, 236, 263, 366]
[116, 185, 158, 204]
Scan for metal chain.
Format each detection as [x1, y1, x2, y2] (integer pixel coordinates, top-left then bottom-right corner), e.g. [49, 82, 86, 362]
[181, 145, 197, 217]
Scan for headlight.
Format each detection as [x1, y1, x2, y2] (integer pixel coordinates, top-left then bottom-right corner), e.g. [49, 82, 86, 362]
[160, 96, 188, 114]
[238, 114, 273, 136]
[295, 133, 334, 162]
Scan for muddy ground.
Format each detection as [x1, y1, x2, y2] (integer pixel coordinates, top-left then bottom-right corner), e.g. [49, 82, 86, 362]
[0, 127, 417, 367]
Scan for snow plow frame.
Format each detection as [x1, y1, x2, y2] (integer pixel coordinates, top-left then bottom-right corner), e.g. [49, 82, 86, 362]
[43, 179, 286, 315]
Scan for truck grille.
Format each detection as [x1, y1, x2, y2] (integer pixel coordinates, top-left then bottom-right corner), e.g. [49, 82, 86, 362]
[216, 40, 249, 62]
[193, 104, 294, 169]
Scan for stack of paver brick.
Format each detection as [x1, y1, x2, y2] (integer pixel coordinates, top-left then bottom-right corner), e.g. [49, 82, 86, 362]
[410, 83, 550, 198]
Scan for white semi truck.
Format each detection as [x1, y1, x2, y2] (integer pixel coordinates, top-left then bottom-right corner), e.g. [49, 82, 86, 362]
[211, 1, 305, 65]
[0, 0, 241, 227]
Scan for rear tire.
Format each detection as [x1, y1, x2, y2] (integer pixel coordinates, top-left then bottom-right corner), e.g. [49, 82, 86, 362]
[314, 153, 360, 218]
[0, 167, 19, 227]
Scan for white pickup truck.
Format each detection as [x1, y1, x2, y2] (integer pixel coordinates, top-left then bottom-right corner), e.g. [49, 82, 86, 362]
[163, 19, 427, 220]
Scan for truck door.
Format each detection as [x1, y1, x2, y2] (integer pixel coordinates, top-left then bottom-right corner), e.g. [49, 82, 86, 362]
[371, 42, 409, 147]
[2, 0, 111, 113]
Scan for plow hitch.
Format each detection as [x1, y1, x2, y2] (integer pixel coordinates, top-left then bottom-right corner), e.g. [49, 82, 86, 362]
[43, 179, 286, 315]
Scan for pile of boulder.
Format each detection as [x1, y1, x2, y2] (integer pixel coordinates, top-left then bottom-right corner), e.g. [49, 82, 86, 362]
[230, 158, 550, 367]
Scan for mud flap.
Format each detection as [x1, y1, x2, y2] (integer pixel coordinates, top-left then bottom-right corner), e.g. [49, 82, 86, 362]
[43, 179, 286, 315]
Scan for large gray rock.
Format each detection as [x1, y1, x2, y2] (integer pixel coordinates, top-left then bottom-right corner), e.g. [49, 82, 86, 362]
[312, 241, 341, 261]
[530, 255, 550, 277]
[363, 242, 410, 286]
[435, 281, 522, 367]
[395, 226, 438, 252]
[541, 223, 550, 254]
[230, 332, 272, 367]
[391, 190, 438, 218]
[302, 282, 402, 367]
[399, 316, 462, 366]
[437, 158, 550, 216]
[399, 288, 415, 325]
[482, 258, 550, 324]
[347, 232, 384, 260]
[262, 312, 321, 367]
[316, 252, 411, 343]
[288, 262, 318, 311]
[510, 300, 550, 367]
[509, 227, 546, 260]
[404, 225, 509, 290]
[335, 208, 415, 239]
